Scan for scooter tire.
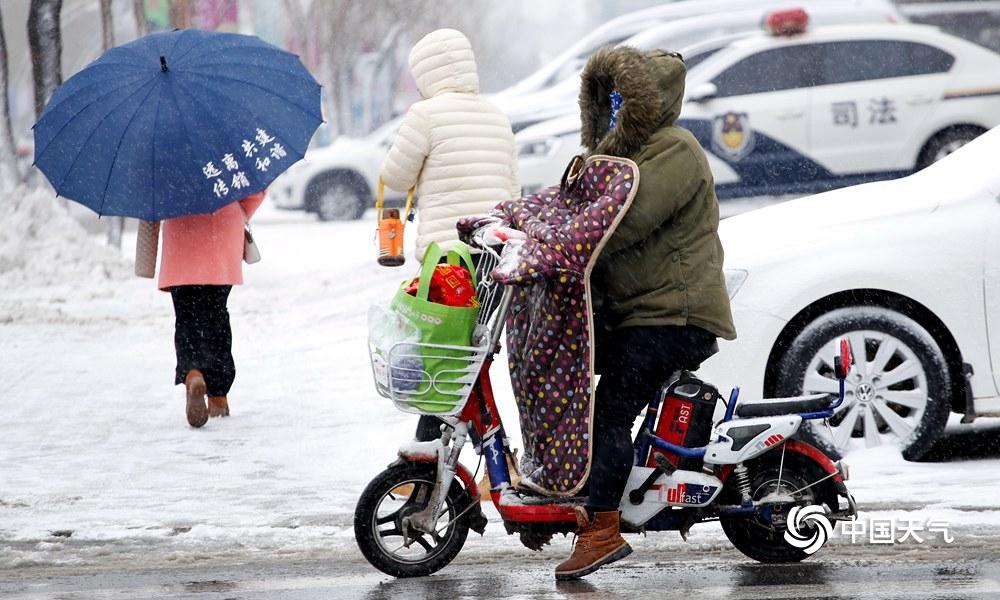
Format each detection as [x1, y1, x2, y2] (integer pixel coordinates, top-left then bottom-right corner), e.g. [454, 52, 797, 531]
[720, 453, 840, 563]
[354, 462, 471, 578]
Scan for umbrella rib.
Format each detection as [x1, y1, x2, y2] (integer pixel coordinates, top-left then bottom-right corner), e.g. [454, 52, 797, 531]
[167, 80, 237, 216]
[95, 78, 162, 216]
[148, 82, 165, 221]
[172, 39, 296, 67]
[175, 77, 317, 157]
[178, 70, 322, 121]
[51, 78, 160, 192]
[170, 78, 280, 193]
[179, 60, 318, 86]
[155, 29, 196, 67]
[35, 75, 157, 159]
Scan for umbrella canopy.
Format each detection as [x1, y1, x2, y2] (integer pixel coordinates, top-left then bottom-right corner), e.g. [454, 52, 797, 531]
[33, 29, 322, 221]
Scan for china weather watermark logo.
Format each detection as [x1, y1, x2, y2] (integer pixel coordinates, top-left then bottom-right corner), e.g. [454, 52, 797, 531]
[784, 505, 834, 555]
[784, 505, 956, 554]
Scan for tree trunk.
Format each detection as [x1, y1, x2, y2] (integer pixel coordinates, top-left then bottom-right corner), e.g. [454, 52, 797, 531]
[170, 0, 191, 28]
[28, 0, 63, 120]
[0, 5, 20, 185]
[100, 0, 114, 49]
[101, 0, 124, 247]
[133, 0, 148, 36]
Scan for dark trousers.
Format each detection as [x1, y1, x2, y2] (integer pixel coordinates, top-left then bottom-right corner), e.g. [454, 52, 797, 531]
[170, 285, 235, 397]
[586, 325, 718, 512]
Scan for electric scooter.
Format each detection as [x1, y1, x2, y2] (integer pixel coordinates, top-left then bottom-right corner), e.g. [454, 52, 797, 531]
[356, 234, 857, 578]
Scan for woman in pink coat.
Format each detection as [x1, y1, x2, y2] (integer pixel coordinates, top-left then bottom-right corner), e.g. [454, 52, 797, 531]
[158, 192, 265, 428]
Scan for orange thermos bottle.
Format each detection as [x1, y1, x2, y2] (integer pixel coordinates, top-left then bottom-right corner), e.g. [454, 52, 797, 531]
[375, 177, 414, 268]
[378, 208, 405, 267]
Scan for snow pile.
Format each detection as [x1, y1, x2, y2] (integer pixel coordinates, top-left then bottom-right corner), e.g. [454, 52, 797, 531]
[0, 184, 130, 288]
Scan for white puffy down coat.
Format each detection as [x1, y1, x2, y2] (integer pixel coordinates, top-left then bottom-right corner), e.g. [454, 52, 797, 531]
[380, 29, 520, 260]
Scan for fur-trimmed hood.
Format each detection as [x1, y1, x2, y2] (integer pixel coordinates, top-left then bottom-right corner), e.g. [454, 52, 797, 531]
[579, 47, 686, 157]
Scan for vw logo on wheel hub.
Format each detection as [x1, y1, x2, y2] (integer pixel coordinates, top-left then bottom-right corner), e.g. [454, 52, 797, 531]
[855, 382, 875, 403]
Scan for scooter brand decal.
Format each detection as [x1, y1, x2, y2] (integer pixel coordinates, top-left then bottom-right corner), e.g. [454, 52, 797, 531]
[754, 433, 785, 453]
[662, 483, 719, 505]
[488, 441, 502, 464]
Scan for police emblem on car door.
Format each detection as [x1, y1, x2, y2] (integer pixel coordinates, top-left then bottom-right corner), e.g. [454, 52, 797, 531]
[712, 112, 755, 161]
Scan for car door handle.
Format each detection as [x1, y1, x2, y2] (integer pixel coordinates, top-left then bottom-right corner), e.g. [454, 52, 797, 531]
[776, 110, 805, 120]
[906, 96, 935, 106]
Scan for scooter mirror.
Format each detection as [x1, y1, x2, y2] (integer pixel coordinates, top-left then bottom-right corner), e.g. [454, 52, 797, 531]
[834, 338, 853, 380]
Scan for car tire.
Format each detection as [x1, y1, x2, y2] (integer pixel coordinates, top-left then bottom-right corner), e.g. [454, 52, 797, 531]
[917, 126, 984, 170]
[308, 175, 367, 221]
[773, 306, 951, 462]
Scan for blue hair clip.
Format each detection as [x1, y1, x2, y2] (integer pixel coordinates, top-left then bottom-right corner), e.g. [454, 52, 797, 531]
[609, 89, 623, 130]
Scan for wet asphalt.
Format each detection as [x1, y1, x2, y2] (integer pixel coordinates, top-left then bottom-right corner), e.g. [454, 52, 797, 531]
[4, 546, 1000, 600]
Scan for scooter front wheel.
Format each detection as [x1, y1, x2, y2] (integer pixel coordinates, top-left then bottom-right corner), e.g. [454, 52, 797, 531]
[354, 462, 471, 577]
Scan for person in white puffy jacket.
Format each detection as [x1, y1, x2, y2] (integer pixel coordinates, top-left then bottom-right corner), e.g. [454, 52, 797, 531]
[380, 28, 520, 262]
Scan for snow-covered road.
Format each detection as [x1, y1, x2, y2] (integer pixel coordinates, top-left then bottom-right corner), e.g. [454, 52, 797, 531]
[3, 198, 1000, 573]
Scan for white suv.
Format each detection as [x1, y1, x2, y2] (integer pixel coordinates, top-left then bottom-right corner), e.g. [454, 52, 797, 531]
[266, 118, 405, 221]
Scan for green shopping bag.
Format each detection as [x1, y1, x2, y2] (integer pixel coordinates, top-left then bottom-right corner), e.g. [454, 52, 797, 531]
[390, 242, 480, 413]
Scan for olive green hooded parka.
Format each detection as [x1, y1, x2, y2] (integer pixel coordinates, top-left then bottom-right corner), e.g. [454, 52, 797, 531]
[580, 46, 737, 341]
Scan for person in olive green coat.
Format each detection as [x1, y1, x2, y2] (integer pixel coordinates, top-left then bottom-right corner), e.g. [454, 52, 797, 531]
[555, 46, 737, 581]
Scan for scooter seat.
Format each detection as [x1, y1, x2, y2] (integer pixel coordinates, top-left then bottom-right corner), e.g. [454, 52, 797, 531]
[734, 393, 832, 418]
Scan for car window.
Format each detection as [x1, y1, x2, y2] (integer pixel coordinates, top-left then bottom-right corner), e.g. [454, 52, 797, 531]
[684, 47, 722, 70]
[542, 35, 633, 88]
[816, 40, 955, 85]
[711, 46, 818, 97]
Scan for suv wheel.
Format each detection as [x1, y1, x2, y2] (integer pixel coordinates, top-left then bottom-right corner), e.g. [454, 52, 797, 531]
[311, 177, 367, 221]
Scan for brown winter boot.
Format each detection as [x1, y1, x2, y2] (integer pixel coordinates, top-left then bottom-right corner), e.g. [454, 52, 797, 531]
[554, 507, 632, 581]
[207, 396, 229, 418]
[185, 370, 209, 428]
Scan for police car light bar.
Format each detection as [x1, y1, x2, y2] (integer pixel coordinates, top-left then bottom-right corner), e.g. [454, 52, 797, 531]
[764, 8, 809, 37]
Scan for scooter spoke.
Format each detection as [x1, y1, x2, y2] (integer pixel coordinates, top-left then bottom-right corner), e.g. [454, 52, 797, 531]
[376, 508, 403, 526]
[411, 533, 435, 552]
[378, 526, 403, 538]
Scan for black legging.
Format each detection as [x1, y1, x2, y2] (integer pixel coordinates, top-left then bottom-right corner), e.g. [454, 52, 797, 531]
[586, 325, 718, 512]
[170, 285, 235, 397]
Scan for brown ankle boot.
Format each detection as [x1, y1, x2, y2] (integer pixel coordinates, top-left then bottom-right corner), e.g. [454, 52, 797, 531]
[208, 396, 229, 418]
[555, 507, 632, 580]
[185, 370, 208, 428]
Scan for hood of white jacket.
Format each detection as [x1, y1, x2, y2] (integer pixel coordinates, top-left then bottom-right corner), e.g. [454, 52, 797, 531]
[408, 29, 479, 99]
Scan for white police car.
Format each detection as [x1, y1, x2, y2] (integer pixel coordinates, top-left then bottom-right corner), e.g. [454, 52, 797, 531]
[517, 17, 1000, 199]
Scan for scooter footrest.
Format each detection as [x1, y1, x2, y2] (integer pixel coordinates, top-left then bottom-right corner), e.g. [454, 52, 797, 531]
[518, 494, 587, 506]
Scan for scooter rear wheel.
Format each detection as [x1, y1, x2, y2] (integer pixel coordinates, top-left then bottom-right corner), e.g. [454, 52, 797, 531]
[354, 462, 471, 577]
[720, 453, 840, 563]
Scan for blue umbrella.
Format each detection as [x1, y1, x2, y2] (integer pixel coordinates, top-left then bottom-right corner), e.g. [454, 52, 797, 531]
[33, 29, 322, 221]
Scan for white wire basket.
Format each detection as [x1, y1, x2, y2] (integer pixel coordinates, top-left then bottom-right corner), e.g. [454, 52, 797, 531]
[368, 242, 505, 417]
[369, 327, 490, 416]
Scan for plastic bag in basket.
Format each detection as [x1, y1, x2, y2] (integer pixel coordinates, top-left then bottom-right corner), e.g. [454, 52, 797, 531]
[368, 303, 422, 392]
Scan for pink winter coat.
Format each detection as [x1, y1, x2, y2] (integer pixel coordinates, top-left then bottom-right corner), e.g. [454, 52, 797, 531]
[158, 193, 265, 291]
